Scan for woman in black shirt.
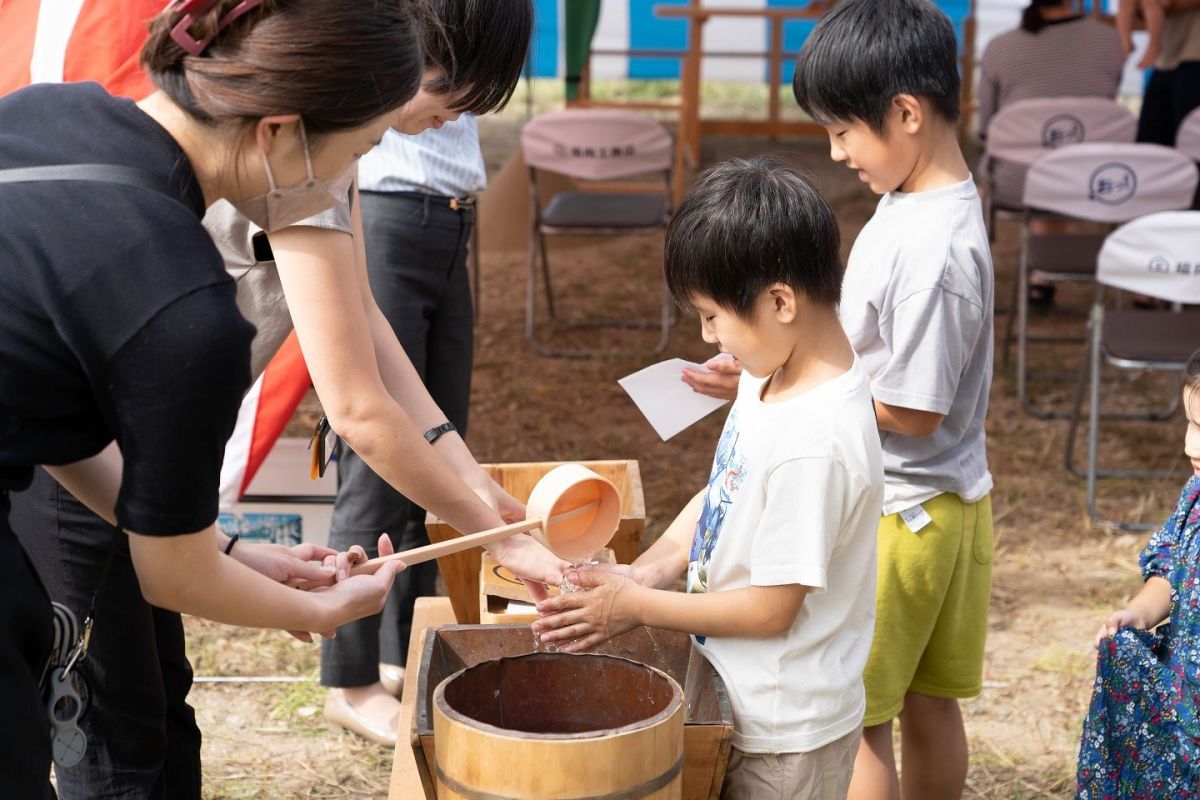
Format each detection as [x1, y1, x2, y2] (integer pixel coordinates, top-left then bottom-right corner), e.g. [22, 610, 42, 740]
[0, 2, 425, 795]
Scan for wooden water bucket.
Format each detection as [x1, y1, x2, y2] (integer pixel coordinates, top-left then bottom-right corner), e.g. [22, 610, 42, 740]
[432, 652, 684, 799]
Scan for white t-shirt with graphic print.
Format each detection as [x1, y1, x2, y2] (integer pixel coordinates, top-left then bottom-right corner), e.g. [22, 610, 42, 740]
[686, 358, 883, 754]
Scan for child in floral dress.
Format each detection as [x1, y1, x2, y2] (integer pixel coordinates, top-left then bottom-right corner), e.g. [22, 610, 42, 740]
[1077, 350, 1200, 798]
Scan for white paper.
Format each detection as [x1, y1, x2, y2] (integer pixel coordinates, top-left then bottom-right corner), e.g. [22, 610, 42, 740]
[618, 355, 733, 441]
[505, 600, 536, 614]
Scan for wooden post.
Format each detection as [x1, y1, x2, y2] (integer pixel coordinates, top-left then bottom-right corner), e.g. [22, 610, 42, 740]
[767, 17, 784, 142]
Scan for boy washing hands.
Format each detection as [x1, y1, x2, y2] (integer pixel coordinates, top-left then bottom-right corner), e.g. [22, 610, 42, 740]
[534, 157, 883, 800]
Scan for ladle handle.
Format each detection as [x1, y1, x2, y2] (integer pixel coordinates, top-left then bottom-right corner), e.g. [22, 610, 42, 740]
[348, 518, 542, 576]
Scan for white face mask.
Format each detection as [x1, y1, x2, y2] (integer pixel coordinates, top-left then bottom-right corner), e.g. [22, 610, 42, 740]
[234, 120, 354, 232]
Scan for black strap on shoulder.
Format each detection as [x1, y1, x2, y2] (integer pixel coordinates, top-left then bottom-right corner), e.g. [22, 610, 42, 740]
[0, 163, 184, 204]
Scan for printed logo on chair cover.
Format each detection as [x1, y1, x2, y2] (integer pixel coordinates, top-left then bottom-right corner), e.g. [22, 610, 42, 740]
[1041, 115, 1085, 149]
[1088, 163, 1137, 205]
[1097, 211, 1200, 301]
[1148, 255, 1171, 274]
[1024, 143, 1198, 223]
[986, 97, 1135, 167]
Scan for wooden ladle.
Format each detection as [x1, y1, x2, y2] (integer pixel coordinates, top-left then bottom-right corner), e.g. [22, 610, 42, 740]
[349, 463, 621, 576]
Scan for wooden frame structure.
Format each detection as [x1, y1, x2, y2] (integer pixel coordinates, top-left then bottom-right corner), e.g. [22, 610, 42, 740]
[570, 0, 980, 203]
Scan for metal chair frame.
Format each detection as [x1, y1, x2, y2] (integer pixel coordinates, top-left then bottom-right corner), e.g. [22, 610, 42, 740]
[1063, 292, 1190, 531]
[525, 166, 675, 358]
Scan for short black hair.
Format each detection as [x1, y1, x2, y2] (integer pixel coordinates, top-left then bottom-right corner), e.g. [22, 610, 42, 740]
[792, 0, 960, 132]
[422, 0, 533, 115]
[665, 156, 842, 316]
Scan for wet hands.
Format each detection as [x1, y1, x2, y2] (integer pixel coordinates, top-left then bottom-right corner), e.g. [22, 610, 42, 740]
[532, 568, 640, 653]
[489, 533, 571, 603]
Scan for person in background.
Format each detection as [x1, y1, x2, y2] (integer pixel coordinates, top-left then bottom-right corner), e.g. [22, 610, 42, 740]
[977, 0, 1123, 308]
[792, 1, 996, 797]
[322, 0, 534, 745]
[1117, 0, 1168, 70]
[1135, 0, 1200, 147]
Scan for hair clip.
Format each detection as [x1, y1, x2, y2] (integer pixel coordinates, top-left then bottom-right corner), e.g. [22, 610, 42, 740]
[170, 0, 263, 57]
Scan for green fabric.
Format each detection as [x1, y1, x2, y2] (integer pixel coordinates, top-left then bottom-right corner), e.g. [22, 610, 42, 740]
[565, 0, 602, 101]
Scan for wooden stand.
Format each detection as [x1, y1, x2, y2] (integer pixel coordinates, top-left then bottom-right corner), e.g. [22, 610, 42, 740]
[388, 597, 458, 800]
[425, 460, 645, 625]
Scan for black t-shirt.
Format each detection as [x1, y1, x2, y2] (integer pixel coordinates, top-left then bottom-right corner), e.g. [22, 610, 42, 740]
[0, 82, 254, 535]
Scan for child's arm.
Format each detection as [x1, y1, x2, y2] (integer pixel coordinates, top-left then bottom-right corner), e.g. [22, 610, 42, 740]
[874, 399, 945, 437]
[533, 572, 807, 653]
[618, 489, 706, 588]
[1093, 576, 1172, 647]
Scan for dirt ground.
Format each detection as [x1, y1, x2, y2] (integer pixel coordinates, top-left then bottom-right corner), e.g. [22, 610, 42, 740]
[187, 111, 1187, 799]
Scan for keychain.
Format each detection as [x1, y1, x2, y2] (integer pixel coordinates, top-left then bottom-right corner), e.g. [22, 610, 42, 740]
[40, 601, 92, 769]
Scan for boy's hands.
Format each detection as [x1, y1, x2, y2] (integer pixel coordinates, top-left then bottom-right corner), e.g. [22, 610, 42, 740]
[532, 568, 641, 653]
[1094, 607, 1150, 648]
[682, 356, 742, 401]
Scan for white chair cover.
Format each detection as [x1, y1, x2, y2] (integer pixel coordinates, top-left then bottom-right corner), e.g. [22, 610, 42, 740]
[1096, 211, 1200, 302]
[1177, 107, 1200, 162]
[520, 109, 673, 181]
[1023, 143, 1199, 223]
[985, 97, 1136, 167]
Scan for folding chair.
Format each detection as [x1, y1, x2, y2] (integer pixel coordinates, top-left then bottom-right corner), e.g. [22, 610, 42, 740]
[1177, 106, 1200, 209]
[1063, 211, 1200, 530]
[1178, 106, 1200, 162]
[520, 109, 674, 357]
[1005, 142, 1199, 418]
[981, 96, 1136, 239]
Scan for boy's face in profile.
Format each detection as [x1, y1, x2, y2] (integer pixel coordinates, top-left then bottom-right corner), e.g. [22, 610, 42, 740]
[691, 293, 785, 380]
[821, 98, 922, 194]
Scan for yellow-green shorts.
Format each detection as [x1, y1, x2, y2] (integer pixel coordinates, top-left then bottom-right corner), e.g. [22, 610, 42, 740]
[862, 492, 993, 727]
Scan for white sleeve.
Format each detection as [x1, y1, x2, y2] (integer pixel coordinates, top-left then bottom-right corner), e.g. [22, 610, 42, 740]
[870, 287, 983, 416]
[750, 456, 858, 593]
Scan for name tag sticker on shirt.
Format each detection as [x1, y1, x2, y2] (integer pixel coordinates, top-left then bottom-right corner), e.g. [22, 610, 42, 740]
[899, 504, 933, 534]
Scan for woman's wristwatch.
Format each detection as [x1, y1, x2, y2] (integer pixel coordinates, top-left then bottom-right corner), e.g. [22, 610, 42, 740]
[423, 422, 457, 445]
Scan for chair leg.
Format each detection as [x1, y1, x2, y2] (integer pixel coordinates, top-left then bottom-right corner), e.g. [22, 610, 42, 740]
[1000, 258, 1018, 369]
[1063, 320, 1092, 478]
[538, 231, 556, 320]
[1016, 224, 1031, 408]
[1082, 308, 1162, 533]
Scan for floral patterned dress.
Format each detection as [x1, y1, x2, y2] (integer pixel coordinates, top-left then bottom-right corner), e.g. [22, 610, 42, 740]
[1077, 476, 1200, 799]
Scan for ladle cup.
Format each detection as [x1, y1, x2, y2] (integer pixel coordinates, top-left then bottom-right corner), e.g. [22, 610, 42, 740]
[348, 463, 621, 576]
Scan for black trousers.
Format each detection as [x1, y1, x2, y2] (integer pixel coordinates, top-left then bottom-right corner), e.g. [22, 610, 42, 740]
[0, 487, 56, 799]
[9, 468, 202, 800]
[321, 190, 475, 688]
[1136, 61, 1200, 146]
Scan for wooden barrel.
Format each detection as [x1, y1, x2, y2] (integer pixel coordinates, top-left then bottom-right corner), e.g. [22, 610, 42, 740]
[433, 652, 684, 799]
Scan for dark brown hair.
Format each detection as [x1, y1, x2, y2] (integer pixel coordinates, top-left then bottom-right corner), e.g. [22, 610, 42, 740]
[420, 0, 533, 115]
[141, 0, 422, 136]
[1021, 0, 1068, 34]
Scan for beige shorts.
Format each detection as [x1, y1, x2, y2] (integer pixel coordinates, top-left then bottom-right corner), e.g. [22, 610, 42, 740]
[719, 726, 862, 800]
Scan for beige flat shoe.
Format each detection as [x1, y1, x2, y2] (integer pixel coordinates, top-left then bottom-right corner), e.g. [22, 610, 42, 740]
[324, 690, 398, 747]
[379, 663, 406, 698]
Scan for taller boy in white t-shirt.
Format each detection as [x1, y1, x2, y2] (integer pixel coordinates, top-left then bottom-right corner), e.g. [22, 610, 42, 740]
[534, 157, 884, 800]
